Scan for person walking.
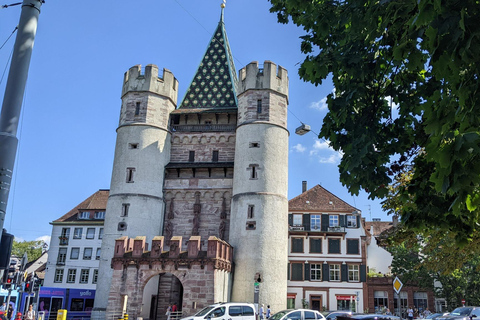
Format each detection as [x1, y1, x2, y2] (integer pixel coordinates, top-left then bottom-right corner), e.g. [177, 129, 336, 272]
[266, 306, 271, 319]
[407, 307, 414, 320]
[166, 304, 172, 320]
[259, 305, 265, 320]
[24, 305, 35, 320]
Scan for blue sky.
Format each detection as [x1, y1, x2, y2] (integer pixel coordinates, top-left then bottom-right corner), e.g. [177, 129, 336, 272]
[0, 0, 390, 244]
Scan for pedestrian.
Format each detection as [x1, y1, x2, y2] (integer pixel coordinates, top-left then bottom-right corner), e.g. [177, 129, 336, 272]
[407, 307, 414, 320]
[0, 311, 6, 320]
[0, 304, 5, 312]
[166, 304, 172, 320]
[24, 305, 35, 320]
[260, 304, 265, 320]
[172, 303, 178, 313]
[386, 309, 392, 315]
[424, 309, 431, 318]
[266, 305, 271, 319]
[7, 304, 13, 320]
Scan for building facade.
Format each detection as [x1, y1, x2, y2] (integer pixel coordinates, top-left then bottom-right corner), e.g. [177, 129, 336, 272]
[93, 7, 289, 320]
[44, 189, 107, 290]
[287, 182, 367, 313]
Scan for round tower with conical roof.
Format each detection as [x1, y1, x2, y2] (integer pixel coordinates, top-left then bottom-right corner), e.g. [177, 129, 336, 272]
[93, 64, 178, 317]
[230, 61, 289, 311]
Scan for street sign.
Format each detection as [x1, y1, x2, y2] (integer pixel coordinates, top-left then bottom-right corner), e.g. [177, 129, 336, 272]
[462, 299, 466, 305]
[393, 276, 403, 294]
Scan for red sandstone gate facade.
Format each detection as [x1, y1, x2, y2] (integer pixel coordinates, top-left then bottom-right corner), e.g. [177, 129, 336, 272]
[107, 235, 233, 320]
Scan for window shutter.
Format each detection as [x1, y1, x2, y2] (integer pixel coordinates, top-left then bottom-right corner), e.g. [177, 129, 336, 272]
[329, 239, 340, 254]
[287, 263, 290, 280]
[357, 215, 361, 228]
[303, 214, 311, 231]
[360, 264, 367, 282]
[347, 239, 359, 254]
[321, 214, 329, 231]
[305, 263, 310, 281]
[339, 215, 345, 227]
[288, 214, 293, 227]
[341, 264, 348, 282]
[322, 264, 329, 281]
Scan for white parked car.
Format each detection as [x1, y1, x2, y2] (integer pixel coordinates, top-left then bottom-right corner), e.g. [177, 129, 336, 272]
[181, 303, 256, 320]
[270, 309, 327, 320]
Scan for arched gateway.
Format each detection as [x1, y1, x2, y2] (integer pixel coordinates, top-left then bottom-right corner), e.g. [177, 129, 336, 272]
[107, 235, 233, 320]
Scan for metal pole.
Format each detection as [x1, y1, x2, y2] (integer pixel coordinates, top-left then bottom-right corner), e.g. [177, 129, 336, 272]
[0, 0, 43, 242]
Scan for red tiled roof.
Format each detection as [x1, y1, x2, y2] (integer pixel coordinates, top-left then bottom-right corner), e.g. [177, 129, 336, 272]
[52, 190, 109, 223]
[289, 184, 359, 213]
[364, 221, 393, 237]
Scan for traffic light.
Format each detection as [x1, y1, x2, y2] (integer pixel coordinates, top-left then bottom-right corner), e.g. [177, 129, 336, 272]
[33, 277, 42, 290]
[24, 281, 32, 293]
[3, 273, 14, 289]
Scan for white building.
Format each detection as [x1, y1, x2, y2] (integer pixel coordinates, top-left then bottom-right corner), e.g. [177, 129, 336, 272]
[287, 182, 367, 312]
[43, 190, 108, 290]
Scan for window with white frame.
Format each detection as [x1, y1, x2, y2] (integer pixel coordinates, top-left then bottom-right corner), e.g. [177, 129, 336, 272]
[86, 228, 95, 239]
[61, 228, 70, 237]
[414, 292, 428, 311]
[293, 214, 302, 226]
[329, 264, 340, 281]
[347, 215, 357, 227]
[83, 248, 92, 260]
[92, 269, 98, 284]
[67, 269, 76, 283]
[99, 228, 104, 239]
[70, 247, 80, 259]
[96, 248, 101, 260]
[54, 269, 64, 283]
[73, 228, 82, 239]
[310, 215, 321, 230]
[94, 211, 105, 219]
[329, 215, 339, 227]
[374, 291, 389, 312]
[80, 269, 89, 284]
[79, 211, 90, 219]
[57, 248, 67, 265]
[310, 264, 322, 280]
[348, 265, 360, 281]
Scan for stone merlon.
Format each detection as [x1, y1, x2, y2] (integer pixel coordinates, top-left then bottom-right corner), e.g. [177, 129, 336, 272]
[111, 235, 233, 272]
[238, 60, 289, 101]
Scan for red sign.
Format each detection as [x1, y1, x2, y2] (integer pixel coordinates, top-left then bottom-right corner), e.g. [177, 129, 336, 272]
[336, 295, 354, 301]
[462, 299, 466, 304]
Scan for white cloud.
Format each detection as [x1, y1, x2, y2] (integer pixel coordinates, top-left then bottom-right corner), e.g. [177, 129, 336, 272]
[319, 153, 342, 164]
[312, 140, 331, 150]
[307, 139, 343, 164]
[309, 96, 328, 111]
[292, 143, 306, 153]
[36, 235, 51, 246]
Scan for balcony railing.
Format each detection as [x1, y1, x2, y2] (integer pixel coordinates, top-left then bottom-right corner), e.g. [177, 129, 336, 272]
[290, 225, 304, 231]
[170, 124, 236, 132]
[59, 237, 69, 245]
[289, 225, 346, 233]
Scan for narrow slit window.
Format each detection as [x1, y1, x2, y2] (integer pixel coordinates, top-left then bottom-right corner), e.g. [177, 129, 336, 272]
[249, 164, 259, 179]
[126, 167, 135, 183]
[257, 99, 262, 113]
[121, 203, 130, 217]
[212, 150, 219, 162]
[189, 151, 195, 162]
[248, 205, 254, 219]
[135, 102, 141, 116]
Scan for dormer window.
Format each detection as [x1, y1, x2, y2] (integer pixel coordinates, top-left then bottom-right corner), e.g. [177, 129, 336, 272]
[79, 212, 90, 220]
[94, 211, 105, 220]
[347, 215, 357, 227]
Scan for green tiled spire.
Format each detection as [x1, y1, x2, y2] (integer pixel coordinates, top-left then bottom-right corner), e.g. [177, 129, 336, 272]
[179, 7, 238, 110]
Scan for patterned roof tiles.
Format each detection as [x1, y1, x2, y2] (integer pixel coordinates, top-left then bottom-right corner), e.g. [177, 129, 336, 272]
[52, 189, 109, 223]
[289, 184, 359, 213]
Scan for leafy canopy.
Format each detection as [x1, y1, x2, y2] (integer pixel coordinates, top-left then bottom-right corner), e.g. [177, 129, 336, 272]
[269, 0, 480, 243]
[12, 239, 45, 262]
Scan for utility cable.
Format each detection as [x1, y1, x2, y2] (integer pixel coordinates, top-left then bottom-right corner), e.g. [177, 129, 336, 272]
[0, 26, 17, 51]
[1, 2, 21, 9]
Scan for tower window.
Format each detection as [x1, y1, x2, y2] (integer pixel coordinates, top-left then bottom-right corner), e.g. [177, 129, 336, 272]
[128, 143, 139, 149]
[257, 100, 262, 113]
[248, 205, 254, 219]
[189, 151, 195, 162]
[126, 167, 135, 183]
[135, 102, 141, 116]
[121, 203, 130, 217]
[248, 164, 259, 179]
[212, 150, 219, 162]
[249, 142, 260, 148]
[118, 222, 127, 231]
[246, 221, 256, 230]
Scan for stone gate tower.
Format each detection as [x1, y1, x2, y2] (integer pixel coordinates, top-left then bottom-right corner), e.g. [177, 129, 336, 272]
[93, 65, 178, 317]
[229, 61, 289, 312]
[94, 5, 289, 319]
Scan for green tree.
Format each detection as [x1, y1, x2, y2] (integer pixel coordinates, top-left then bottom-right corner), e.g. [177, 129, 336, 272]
[269, 0, 480, 244]
[12, 239, 45, 262]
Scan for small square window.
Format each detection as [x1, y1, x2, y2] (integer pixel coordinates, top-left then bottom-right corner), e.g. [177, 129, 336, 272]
[347, 215, 357, 227]
[329, 215, 339, 227]
[73, 228, 82, 239]
[246, 221, 256, 230]
[83, 248, 92, 260]
[86, 228, 95, 239]
[128, 143, 139, 149]
[94, 211, 105, 219]
[70, 248, 80, 260]
[249, 142, 260, 148]
[79, 212, 90, 220]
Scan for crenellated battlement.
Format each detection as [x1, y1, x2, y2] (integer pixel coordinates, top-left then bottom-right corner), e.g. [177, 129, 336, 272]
[111, 235, 233, 272]
[122, 64, 179, 104]
[238, 61, 289, 99]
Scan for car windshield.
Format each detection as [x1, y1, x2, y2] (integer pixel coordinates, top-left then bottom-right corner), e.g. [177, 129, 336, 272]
[195, 306, 216, 317]
[451, 308, 472, 316]
[270, 310, 293, 320]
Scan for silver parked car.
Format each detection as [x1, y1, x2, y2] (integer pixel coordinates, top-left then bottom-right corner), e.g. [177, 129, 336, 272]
[270, 309, 326, 320]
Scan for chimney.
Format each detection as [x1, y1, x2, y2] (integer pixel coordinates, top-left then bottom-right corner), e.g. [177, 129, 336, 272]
[302, 181, 307, 193]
